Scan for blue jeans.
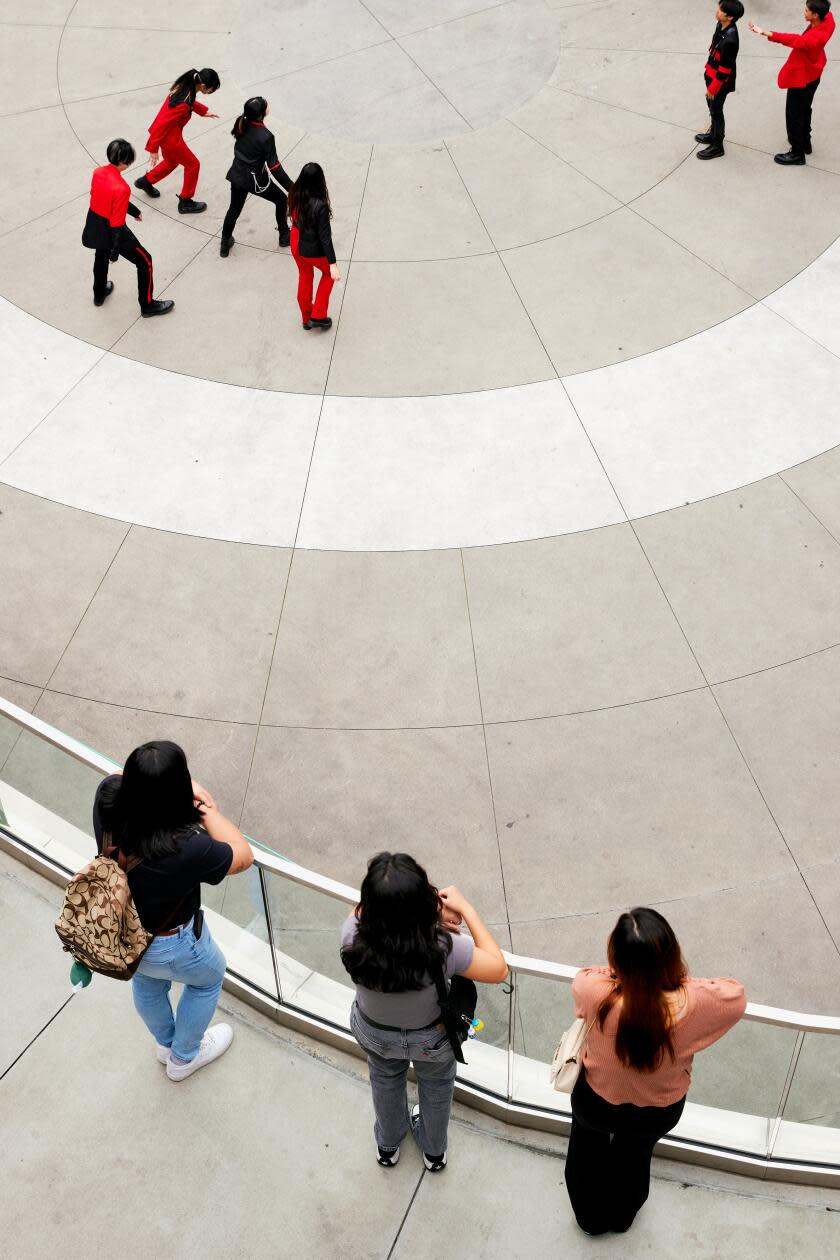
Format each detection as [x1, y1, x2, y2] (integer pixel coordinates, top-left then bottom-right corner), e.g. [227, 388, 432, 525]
[131, 919, 226, 1062]
[350, 1002, 457, 1156]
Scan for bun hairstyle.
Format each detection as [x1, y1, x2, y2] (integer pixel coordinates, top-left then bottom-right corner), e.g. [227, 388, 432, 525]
[598, 907, 688, 1073]
[106, 137, 136, 167]
[232, 96, 268, 138]
[169, 67, 221, 106]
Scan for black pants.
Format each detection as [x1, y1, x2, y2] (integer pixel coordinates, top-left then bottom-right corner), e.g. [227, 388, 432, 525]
[221, 181, 288, 240]
[786, 78, 820, 156]
[564, 1072, 686, 1235]
[93, 228, 154, 310]
[707, 86, 730, 144]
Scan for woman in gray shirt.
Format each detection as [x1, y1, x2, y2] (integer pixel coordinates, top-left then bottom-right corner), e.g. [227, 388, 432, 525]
[340, 851, 508, 1172]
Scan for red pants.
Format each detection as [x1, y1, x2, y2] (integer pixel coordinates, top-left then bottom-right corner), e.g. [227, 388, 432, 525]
[146, 135, 200, 199]
[291, 226, 334, 323]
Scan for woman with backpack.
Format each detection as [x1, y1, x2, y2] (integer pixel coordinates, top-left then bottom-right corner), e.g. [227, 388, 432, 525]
[92, 741, 253, 1081]
[340, 852, 508, 1172]
[564, 907, 746, 1235]
[219, 96, 295, 257]
[287, 161, 340, 329]
[134, 68, 221, 213]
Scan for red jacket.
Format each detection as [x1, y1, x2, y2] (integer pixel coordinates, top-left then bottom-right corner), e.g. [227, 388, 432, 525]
[146, 95, 208, 152]
[770, 12, 835, 88]
[82, 163, 141, 250]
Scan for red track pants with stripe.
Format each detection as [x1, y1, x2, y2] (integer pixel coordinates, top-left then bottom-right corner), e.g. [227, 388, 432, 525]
[290, 226, 334, 323]
[93, 228, 154, 310]
[145, 135, 200, 199]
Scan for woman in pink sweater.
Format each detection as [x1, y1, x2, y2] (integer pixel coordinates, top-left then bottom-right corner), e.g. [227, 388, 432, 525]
[565, 908, 745, 1235]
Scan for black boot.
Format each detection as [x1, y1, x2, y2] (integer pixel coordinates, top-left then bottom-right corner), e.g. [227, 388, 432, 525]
[774, 150, 805, 165]
[278, 229, 291, 248]
[309, 316, 332, 329]
[141, 299, 175, 317]
[697, 143, 724, 160]
[178, 197, 207, 214]
[220, 236, 234, 257]
[93, 280, 114, 307]
[694, 130, 713, 143]
[134, 175, 160, 198]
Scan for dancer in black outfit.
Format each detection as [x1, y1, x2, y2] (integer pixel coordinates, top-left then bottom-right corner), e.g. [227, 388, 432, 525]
[220, 98, 294, 257]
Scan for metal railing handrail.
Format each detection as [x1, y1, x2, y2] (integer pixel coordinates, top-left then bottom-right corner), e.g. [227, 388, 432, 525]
[2, 693, 840, 1036]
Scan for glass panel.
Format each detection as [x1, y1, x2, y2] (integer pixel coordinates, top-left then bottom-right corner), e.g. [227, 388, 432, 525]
[687, 1019, 799, 1118]
[510, 971, 576, 1114]
[0, 729, 108, 871]
[773, 1031, 840, 1168]
[782, 1031, 840, 1126]
[262, 865, 355, 1028]
[203, 862, 278, 1001]
[454, 936, 511, 1101]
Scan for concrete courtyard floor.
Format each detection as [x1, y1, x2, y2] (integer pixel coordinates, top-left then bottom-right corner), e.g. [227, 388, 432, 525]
[4, 0, 840, 1030]
[3, 853, 840, 1258]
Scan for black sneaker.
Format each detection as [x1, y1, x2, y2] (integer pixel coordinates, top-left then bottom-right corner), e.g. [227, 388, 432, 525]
[376, 1145, 400, 1168]
[134, 175, 160, 198]
[141, 299, 175, 317]
[411, 1105, 447, 1172]
[178, 197, 207, 214]
[93, 280, 114, 307]
[220, 236, 234, 258]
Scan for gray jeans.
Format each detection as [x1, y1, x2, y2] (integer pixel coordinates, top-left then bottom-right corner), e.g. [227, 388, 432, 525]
[350, 1001, 457, 1156]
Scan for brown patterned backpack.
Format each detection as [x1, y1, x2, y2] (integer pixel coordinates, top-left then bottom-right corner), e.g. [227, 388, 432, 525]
[55, 853, 152, 980]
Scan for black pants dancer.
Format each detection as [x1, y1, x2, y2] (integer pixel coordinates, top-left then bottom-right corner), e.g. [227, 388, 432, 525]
[564, 1072, 685, 1235]
[786, 78, 820, 155]
[93, 228, 154, 309]
[706, 84, 730, 143]
[222, 183, 288, 241]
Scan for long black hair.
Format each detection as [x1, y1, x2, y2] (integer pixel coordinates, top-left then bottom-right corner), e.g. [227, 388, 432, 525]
[288, 161, 332, 232]
[341, 852, 452, 992]
[169, 67, 220, 107]
[232, 96, 267, 138]
[97, 740, 203, 860]
[598, 907, 688, 1073]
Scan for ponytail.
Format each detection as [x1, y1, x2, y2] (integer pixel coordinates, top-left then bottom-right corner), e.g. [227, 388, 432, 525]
[231, 96, 267, 138]
[169, 66, 220, 107]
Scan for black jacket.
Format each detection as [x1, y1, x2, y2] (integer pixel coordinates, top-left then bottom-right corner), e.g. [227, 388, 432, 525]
[226, 121, 292, 192]
[705, 21, 739, 95]
[293, 198, 336, 263]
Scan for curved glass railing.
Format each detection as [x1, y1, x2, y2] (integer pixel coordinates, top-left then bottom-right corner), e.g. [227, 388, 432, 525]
[1, 694, 838, 1185]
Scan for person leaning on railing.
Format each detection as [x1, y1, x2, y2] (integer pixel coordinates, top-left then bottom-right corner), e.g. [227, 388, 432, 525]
[93, 741, 253, 1081]
[564, 908, 746, 1236]
[340, 852, 508, 1173]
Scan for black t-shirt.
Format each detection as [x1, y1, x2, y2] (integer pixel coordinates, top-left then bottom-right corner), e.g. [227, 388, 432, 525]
[93, 776, 233, 933]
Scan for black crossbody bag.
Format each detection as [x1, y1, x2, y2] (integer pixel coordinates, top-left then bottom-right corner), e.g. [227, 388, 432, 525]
[431, 960, 477, 1065]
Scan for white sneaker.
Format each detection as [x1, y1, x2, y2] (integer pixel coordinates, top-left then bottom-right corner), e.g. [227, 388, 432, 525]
[156, 1043, 171, 1065]
[166, 1024, 233, 1081]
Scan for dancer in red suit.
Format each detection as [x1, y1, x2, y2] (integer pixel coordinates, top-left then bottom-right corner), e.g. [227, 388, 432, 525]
[135, 68, 220, 212]
[288, 162, 341, 331]
[82, 138, 174, 317]
[749, 1, 835, 163]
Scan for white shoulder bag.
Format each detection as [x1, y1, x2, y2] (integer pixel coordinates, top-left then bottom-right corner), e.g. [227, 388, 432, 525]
[549, 1013, 598, 1093]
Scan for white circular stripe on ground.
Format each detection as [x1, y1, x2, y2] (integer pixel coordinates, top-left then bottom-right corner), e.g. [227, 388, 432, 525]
[3, 234, 840, 550]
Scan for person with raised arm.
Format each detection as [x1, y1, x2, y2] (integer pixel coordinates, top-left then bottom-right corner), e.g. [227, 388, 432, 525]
[749, 1, 835, 164]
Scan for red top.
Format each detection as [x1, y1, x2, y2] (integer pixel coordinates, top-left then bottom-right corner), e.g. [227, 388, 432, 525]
[146, 95, 208, 152]
[770, 13, 835, 88]
[573, 966, 746, 1107]
[89, 163, 132, 227]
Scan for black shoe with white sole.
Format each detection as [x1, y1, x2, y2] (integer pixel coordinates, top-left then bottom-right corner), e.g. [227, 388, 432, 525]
[410, 1104, 447, 1172]
[377, 1145, 400, 1168]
